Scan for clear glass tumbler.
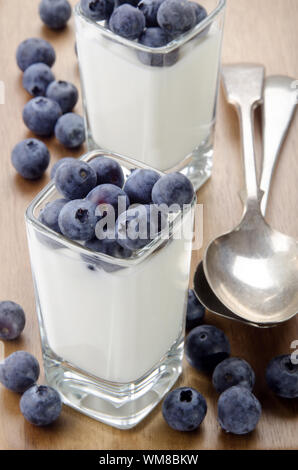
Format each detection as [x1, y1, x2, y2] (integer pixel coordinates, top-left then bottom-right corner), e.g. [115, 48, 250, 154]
[74, 0, 226, 191]
[25, 150, 195, 429]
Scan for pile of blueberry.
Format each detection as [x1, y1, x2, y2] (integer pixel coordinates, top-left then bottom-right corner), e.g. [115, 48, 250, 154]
[161, 289, 298, 434]
[0, 302, 62, 426]
[80, 0, 208, 66]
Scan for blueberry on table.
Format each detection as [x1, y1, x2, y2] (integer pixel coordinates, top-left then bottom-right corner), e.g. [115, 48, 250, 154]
[16, 38, 56, 72]
[190, 2, 207, 25]
[152, 172, 194, 209]
[138, 0, 165, 27]
[39, 199, 69, 234]
[20, 385, 62, 426]
[22, 63, 55, 97]
[162, 387, 207, 431]
[0, 301, 26, 340]
[89, 156, 124, 188]
[157, 0, 196, 36]
[109, 5, 146, 40]
[137, 27, 178, 67]
[80, 0, 115, 21]
[55, 113, 86, 149]
[186, 289, 205, 330]
[124, 168, 160, 204]
[39, 0, 72, 30]
[212, 357, 255, 393]
[46, 80, 79, 114]
[217, 386, 262, 435]
[185, 324, 230, 372]
[84, 236, 132, 272]
[87, 183, 130, 218]
[266, 354, 298, 398]
[11, 139, 50, 180]
[55, 160, 97, 199]
[51, 156, 77, 179]
[23, 97, 62, 136]
[58, 199, 98, 241]
[0, 351, 40, 393]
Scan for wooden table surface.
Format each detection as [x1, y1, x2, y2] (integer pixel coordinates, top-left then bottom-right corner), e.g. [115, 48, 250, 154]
[0, 0, 297, 451]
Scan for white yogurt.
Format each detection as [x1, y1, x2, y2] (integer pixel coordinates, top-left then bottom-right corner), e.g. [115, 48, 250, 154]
[76, 17, 222, 171]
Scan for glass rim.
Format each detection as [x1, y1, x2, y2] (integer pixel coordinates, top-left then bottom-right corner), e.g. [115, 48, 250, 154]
[25, 149, 196, 268]
[74, 0, 226, 55]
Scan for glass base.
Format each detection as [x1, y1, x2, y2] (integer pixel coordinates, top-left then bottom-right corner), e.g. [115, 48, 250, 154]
[42, 337, 184, 429]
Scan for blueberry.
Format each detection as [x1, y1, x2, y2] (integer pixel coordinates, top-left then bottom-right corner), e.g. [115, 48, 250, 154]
[0, 301, 26, 340]
[212, 357, 255, 393]
[55, 113, 85, 149]
[266, 354, 298, 398]
[46, 80, 79, 114]
[58, 199, 97, 241]
[0, 351, 40, 393]
[137, 27, 178, 67]
[116, 204, 167, 250]
[23, 97, 62, 136]
[55, 161, 97, 199]
[39, 0, 72, 29]
[39, 199, 69, 233]
[16, 38, 56, 72]
[162, 387, 207, 431]
[80, 0, 115, 21]
[218, 386, 262, 435]
[124, 169, 160, 204]
[186, 289, 205, 330]
[138, 0, 165, 26]
[185, 325, 230, 372]
[109, 5, 145, 40]
[84, 235, 132, 272]
[23, 63, 55, 97]
[11, 139, 50, 180]
[152, 172, 194, 209]
[190, 2, 207, 25]
[20, 385, 62, 426]
[89, 156, 124, 188]
[87, 183, 129, 218]
[51, 157, 77, 179]
[157, 0, 196, 36]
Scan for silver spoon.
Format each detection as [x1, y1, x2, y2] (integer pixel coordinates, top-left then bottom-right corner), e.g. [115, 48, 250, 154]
[202, 64, 298, 325]
[194, 74, 298, 327]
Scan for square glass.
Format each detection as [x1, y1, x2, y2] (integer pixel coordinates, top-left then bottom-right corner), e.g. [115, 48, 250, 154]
[25, 150, 195, 429]
[74, 0, 226, 190]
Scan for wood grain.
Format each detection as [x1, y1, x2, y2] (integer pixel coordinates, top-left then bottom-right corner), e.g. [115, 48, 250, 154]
[0, 0, 297, 450]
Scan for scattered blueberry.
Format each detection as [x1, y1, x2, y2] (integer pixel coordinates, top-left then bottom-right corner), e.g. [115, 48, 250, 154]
[80, 0, 115, 21]
[16, 38, 56, 72]
[0, 301, 26, 340]
[138, 0, 165, 26]
[266, 354, 298, 398]
[217, 386, 262, 435]
[87, 183, 129, 218]
[58, 199, 97, 241]
[55, 113, 85, 148]
[89, 156, 124, 188]
[11, 139, 50, 180]
[190, 2, 207, 25]
[124, 168, 160, 204]
[152, 172, 194, 209]
[23, 97, 62, 136]
[116, 204, 167, 250]
[109, 5, 145, 40]
[162, 387, 207, 431]
[185, 325, 230, 372]
[46, 80, 79, 114]
[39, 199, 69, 233]
[51, 157, 77, 179]
[157, 0, 196, 36]
[0, 351, 40, 393]
[212, 357, 255, 393]
[186, 289, 205, 330]
[20, 384, 62, 426]
[39, 0, 72, 30]
[55, 160, 97, 199]
[84, 234, 132, 272]
[137, 27, 178, 67]
[23, 63, 55, 97]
